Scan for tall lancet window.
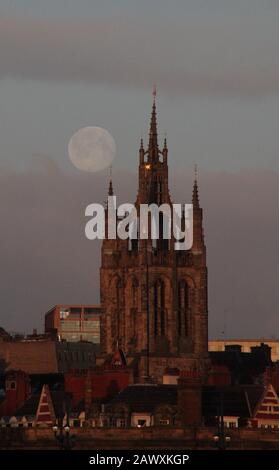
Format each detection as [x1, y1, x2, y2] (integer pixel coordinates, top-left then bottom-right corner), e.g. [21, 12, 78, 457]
[154, 279, 165, 336]
[178, 281, 189, 336]
[115, 279, 122, 340]
[130, 278, 139, 340]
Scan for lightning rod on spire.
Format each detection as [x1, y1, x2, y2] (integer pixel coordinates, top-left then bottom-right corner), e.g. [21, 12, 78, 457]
[194, 163, 198, 182]
[152, 84, 157, 99]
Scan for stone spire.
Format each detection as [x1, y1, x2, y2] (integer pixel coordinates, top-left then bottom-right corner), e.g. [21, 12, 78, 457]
[162, 132, 168, 163]
[108, 166, 113, 196]
[192, 164, 200, 209]
[139, 137, 145, 164]
[148, 85, 159, 162]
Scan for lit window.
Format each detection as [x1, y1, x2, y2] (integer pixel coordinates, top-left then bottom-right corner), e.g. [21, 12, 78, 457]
[137, 419, 147, 427]
[159, 419, 170, 426]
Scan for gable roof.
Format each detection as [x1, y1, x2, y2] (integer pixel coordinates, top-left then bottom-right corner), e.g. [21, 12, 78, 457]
[35, 385, 56, 425]
[253, 383, 279, 420]
[0, 341, 58, 374]
[15, 388, 69, 419]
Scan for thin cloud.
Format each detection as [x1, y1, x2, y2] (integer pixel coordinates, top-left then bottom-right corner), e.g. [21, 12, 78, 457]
[0, 15, 279, 95]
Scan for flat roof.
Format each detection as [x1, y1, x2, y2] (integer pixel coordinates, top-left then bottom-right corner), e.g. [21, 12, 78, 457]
[209, 339, 279, 343]
[45, 304, 101, 314]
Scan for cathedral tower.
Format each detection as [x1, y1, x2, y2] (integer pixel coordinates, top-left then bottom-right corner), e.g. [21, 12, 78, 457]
[100, 92, 209, 382]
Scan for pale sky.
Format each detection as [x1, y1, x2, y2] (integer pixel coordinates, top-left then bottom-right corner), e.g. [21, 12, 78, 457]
[0, 1, 279, 338]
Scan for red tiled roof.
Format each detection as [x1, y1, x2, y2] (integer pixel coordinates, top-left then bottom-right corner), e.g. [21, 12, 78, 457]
[0, 341, 58, 374]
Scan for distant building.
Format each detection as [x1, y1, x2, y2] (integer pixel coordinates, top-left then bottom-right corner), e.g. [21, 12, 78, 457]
[209, 343, 272, 385]
[45, 304, 101, 344]
[94, 382, 264, 429]
[209, 339, 279, 362]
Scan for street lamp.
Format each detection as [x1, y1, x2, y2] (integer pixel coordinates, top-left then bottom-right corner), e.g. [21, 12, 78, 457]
[53, 421, 75, 450]
[213, 391, 231, 450]
[213, 434, 231, 450]
[53, 395, 75, 450]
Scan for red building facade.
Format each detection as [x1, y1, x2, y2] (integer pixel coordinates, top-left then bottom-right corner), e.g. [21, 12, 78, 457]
[45, 304, 101, 343]
[0, 370, 30, 417]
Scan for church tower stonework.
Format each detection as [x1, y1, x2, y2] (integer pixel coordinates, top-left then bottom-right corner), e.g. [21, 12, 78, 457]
[100, 94, 209, 382]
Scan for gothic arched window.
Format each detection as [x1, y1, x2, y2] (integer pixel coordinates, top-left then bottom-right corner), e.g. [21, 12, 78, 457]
[154, 279, 165, 336]
[115, 279, 123, 339]
[178, 281, 189, 336]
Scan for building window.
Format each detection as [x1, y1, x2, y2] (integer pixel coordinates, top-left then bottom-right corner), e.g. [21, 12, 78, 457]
[159, 419, 170, 426]
[60, 309, 70, 319]
[70, 308, 81, 315]
[84, 308, 97, 315]
[110, 418, 117, 427]
[117, 419, 126, 428]
[115, 279, 122, 339]
[154, 280, 165, 336]
[137, 419, 147, 427]
[6, 381, 16, 391]
[178, 281, 189, 336]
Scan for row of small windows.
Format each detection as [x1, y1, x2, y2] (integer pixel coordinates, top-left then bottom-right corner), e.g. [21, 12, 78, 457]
[261, 405, 279, 412]
[57, 351, 94, 362]
[60, 308, 99, 319]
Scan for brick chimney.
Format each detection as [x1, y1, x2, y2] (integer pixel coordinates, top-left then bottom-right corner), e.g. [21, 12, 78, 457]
[177, 370, 202, 427]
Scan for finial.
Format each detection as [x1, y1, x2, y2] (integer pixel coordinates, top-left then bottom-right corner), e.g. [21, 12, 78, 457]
[192, 164, 200, 209]
[108, 166, 113, 196]
[194, 163, 198, 182]
[148, 86, 159, 161]
[164, 131, 167, 149]
[153, 83, 157, 100]
[139, 135, 145, 164]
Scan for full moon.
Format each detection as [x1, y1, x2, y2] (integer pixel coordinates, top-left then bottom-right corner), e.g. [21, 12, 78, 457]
[68, 126, 116, 172]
